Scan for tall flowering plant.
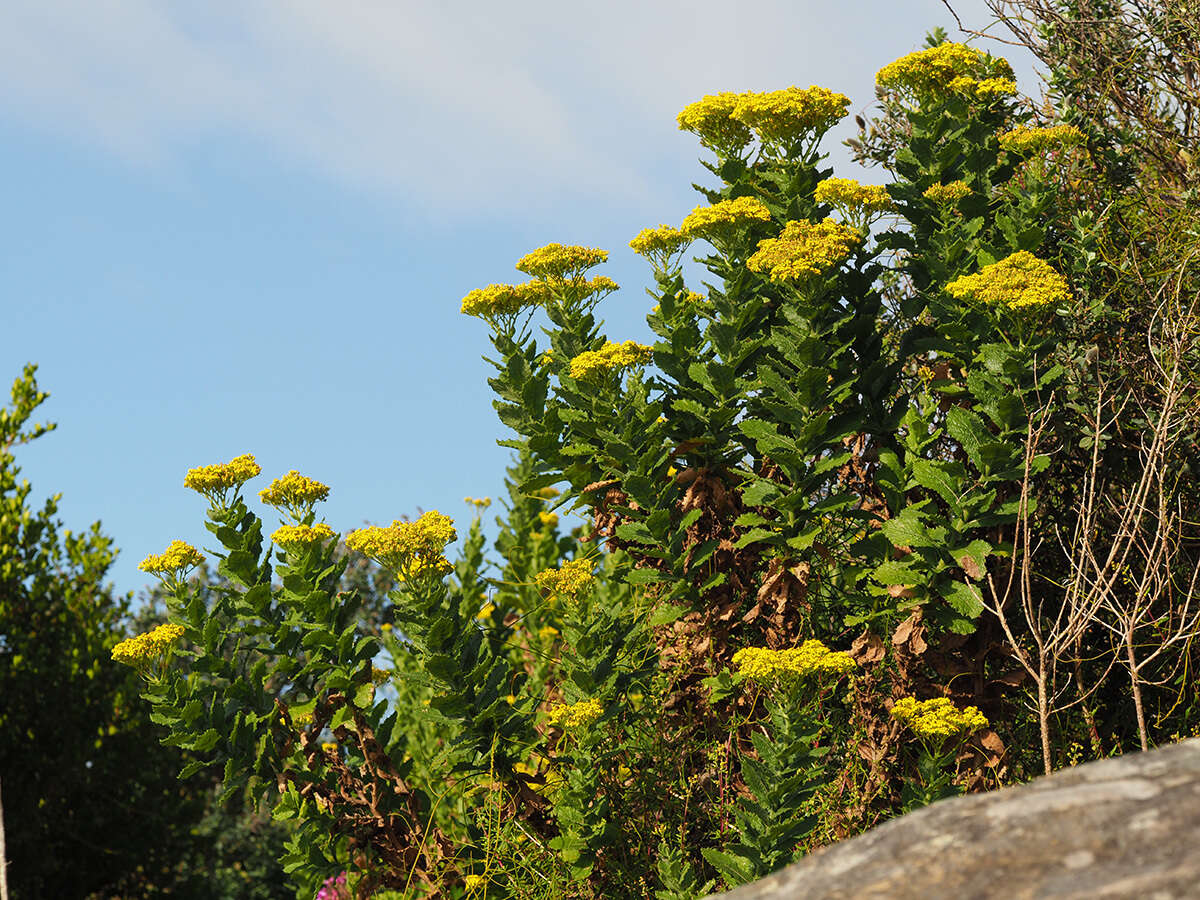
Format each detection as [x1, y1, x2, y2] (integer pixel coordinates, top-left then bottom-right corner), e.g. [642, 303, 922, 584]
[122, 32, 1167, 900]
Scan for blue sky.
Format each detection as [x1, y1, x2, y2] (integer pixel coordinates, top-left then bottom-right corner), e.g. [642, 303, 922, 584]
[4, 1, 1036, 600]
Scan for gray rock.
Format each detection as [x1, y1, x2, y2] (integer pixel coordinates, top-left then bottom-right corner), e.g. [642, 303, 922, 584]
[706, 738, 1200, 900]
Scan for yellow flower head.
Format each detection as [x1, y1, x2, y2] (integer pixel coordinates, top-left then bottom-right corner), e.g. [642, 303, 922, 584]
[731, 640, 856, 688]
[538, 510, 559, 528]
[568, 340, 652, 381]
[533, 486, 560, 500]
[814, 178, 893, 214]
[877, 42, 1013, 97]
[346, 510, 457, 580]
[535, 557, 595, 605]
[271, 522, 335, 550]
[891, 696, 988, 741]
[464, 496, 492, 510]
[679, 196, 772, 240]
[538, 624, 560, 642]
[630, 223, 691, 269]
[370, 666, 391, 684]
[516, 243, 608, 280]
[975, 77, 1018, 98]
[183, 453, 261, 507]
[923, 180, 972, 205]
[259, 470, 330, 522]
[944, 251, 1070, 310]
[111, 623, 186, 671]
[476, 602, 495, 621]
[464, 874, 487, 891]
[732, 86, 851, 147]
[998, 124, 1086, 155]
[138, 540, 205, 577]
[677, 92, 753, 154]
[747, 218, 863, 283]
[546, 697, 604, 729]
[460, 281, 553, 322]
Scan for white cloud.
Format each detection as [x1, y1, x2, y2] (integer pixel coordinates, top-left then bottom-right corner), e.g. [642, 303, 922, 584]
[0, 0, 1023, 218]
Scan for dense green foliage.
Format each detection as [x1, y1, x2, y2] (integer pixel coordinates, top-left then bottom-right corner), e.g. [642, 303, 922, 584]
[0, 366, 292, 900]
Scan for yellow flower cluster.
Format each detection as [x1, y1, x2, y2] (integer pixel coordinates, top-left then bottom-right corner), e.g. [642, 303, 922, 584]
[568, 340, 653, 380]
[533, 486, 560, 500]
[464, 496, 492, 509]
[534, 557, 595, 604]
[945, 251, 1070, 310]
[260, 470, 330, 521]
[111, 623, 186, 668]
[747, 218, 863, 282]
[923, 181, 973, 205]
[732, 640, 856, 686]
[877, 42, 1013, 97]
[538, 511, 559, 528]
[183, 453, 261, 505]
[138, 540, 204, 576]
[676, 92, 754, 152]
[516, 243, 608, 279]
[680, 196, 772, 239]
[891, 696, 988, 740]
[682, 291, 706, 304]
[346, 511, 457, 579]
[629, 223, 691, 269]
[546, 697, 604, 729]
[998, 124, 1086, 154]
[460, 281, 552, 320]
[947, 75, 1018, 99]
[538, 624, 560, 642]
[732, 86, 851, 147]
[630, 223, 689, 257]
[271, 522, 335, 549]
[370, 666, 391, 684]
[814, 178, 893, 214]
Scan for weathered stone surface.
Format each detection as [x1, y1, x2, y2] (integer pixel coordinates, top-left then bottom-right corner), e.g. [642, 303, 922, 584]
[707, 738, 1200, 900]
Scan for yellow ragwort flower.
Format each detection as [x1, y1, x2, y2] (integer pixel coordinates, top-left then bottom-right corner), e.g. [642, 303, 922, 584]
[923, 181, 973, 205]
[346, 510, 457, 580]
[998, 124, 1086, 155]
[814, 178, 893, 214]
[111, 623, 186, 669]
[944, 251, 1070, 310]
[535, 557, 595, 604]
[630, 223, 691, 269]
[876, 42, 1013, 97]
[568, 340, 653, 380]
[516, 243, 608, 280]
[677, 92, 754, 153]
[538, 511, 559, 528]
[533, 486, 560, 500]
[731, 640, 856, 687]
[975, 77, 1018, 98]
[679, 196, 772, 240]
[271, 522, 335, 549]
[890, 696, 988, 741]
[259, 470, 330, 522]
[138, 540, 204, 577]
[461, 281, 553, 321]
[546, 697, 604, 729]
[183, 453, 261, 506]
[464, 496, 492, 510]
[732, 86, 851, 146]
[747, 218, 863, 282]
[538, 624, 560, 642]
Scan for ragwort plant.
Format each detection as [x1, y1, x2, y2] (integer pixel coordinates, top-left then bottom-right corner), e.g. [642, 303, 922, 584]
[122, 31, 1193, 900]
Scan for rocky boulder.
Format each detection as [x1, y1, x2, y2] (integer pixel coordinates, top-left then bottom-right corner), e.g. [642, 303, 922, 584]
[707, 737, 1200, 899]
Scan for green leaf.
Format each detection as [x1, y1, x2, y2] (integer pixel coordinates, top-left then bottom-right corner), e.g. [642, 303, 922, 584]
[701, 847, 757, 887]
[911, 458, 962, 512]
[648, 604, 689, 627]
[941, 580, 984, 618]
[945, 406, 993, 471]
[352, 681, 375, 709]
